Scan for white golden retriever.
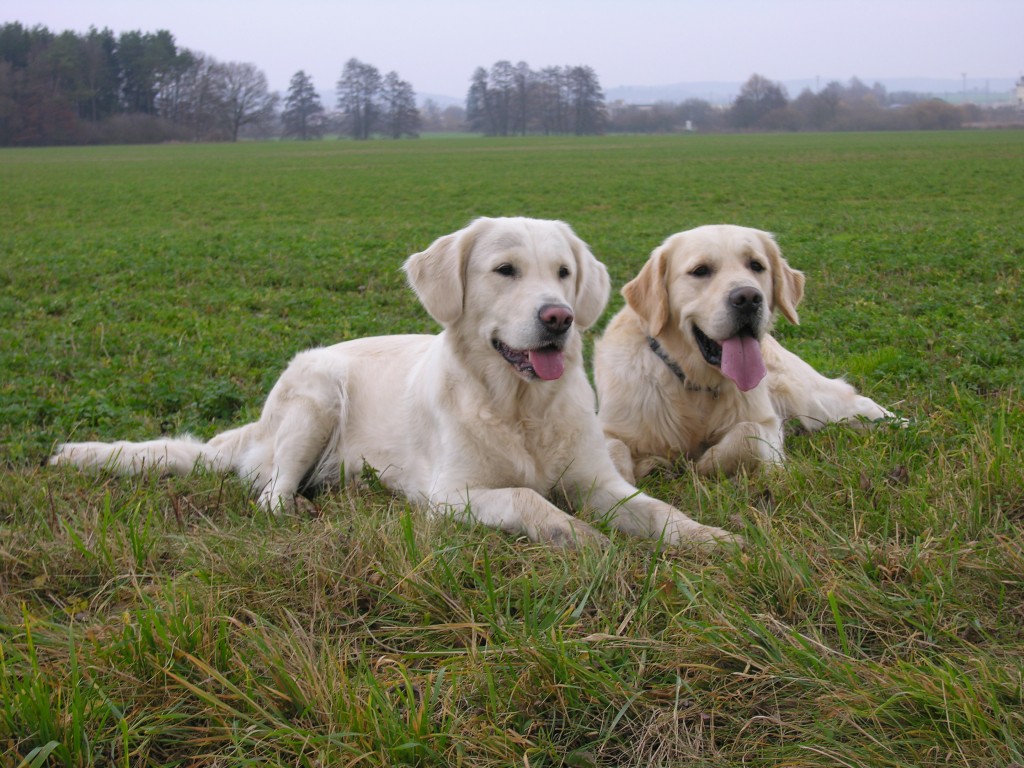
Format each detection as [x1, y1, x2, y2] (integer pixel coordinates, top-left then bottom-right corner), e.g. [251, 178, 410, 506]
[595, 224, 896, 482]
[51, 217, 737, 548]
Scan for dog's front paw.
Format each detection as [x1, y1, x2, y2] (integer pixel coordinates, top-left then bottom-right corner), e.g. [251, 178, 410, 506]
[256, 491, 317, 517]
[694, 526, 745, 551]
[539, 516, 609, 549]
[695, 449, 744, 477]
[662, 518, 743, 551]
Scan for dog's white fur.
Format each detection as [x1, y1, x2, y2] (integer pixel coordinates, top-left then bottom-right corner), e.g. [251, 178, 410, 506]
[51, 217, 736, 547]
[595, 224, 895, 482]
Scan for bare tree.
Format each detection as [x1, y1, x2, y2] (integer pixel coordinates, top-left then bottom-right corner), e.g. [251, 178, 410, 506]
[730, 73, 788, 128]
[465, 62, 606, 136]
[336, 58, 381, 139]
[511, 61, 533, 135]
[282, 70, 324, 140]
[488, 60, 515, 136]
[420, 98, 441, 130]
[217, 62, 277, 141]
[420, 101, 465, 132]
[567, 65, 606, 135]
[439, 104, 466, 131]
[537, 66, 568, 135]
[162, 51, 225, 141]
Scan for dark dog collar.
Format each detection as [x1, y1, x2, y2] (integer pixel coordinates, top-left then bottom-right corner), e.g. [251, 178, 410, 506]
[646, 337, 719, 396]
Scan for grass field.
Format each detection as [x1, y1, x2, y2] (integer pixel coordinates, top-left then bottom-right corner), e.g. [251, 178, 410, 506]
[1, 132, 1022, 766]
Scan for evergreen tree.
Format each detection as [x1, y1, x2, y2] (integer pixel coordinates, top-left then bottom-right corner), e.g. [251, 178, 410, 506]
[381, 71, 420, 138]
[336, 58, 381, 139]
[282, 70, 324, 140]
[465, 66, 492, 134]
[80, 27, 121, 122]
[117, 29, 178, 115]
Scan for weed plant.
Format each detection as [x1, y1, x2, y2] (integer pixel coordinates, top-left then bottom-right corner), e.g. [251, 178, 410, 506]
[1, 132, 1022, 766]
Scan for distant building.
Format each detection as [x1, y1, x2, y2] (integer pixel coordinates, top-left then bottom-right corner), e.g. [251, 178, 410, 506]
[1018, 77, 1024, 110]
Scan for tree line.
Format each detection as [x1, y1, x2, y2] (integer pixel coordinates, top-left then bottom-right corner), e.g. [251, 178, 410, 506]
[0, 23, 423, 145]
[0, 23, 278, 144]
[466, 61, 606, 136]
[607, 73, 1012, 134]
[0, 22, 612, 145]
[2, 21, 1014, 146]
[281, 61, 421, 141]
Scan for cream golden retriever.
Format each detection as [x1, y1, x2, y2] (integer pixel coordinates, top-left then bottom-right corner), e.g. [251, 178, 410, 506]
[51, 217, 736, 548]
[595, 224, 896, 482]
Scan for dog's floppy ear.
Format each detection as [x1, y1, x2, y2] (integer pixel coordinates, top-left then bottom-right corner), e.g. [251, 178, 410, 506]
[403, 223, 477, 326]
[559, 221, 610, 330]
[622, 244, 670, 336]
[759, 231, 805, 325]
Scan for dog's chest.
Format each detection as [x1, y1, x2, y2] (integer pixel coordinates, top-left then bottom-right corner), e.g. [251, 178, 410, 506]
[470, 407, 581, 490]
[641, 385, 741, 460]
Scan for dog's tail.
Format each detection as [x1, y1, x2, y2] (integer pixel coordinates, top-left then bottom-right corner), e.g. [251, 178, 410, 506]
[49, 429, 250, 477]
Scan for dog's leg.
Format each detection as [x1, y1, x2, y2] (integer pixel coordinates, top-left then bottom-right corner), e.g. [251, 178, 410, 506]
[605, 436, 673, 482]
[695, 420, 783, 476]
[606, 437, 637, 483]
[429, 487, 608, 548]
[765, 336, 896, 430]
[241, 366, 344, 513]
[252, 402, 336, 512]
[582, 476, 740, 548]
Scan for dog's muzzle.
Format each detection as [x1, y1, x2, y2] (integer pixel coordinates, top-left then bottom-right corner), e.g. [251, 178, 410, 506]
[692, 287, 768, 392]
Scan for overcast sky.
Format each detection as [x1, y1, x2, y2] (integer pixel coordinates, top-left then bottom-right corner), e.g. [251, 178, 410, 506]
[6, 0, 1021, 98]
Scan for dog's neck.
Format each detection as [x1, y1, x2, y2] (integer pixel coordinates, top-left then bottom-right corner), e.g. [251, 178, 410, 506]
[646, 336, 720, 397]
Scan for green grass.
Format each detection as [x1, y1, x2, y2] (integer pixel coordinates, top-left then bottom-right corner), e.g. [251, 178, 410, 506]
[1, 132, 1023, 766]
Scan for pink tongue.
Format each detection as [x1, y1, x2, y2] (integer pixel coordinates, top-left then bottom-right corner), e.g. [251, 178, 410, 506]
[720, 336, 766, 392]
[528, 348, 565, 380]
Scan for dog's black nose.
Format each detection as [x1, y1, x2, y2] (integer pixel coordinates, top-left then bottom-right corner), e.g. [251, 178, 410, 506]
[539, 303, 574, 334]
[729, 287, 763, 316]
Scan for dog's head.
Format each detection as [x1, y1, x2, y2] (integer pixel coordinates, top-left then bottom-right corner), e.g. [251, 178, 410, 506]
[623, 225, 804, 391]
[404, 217, 610, 382]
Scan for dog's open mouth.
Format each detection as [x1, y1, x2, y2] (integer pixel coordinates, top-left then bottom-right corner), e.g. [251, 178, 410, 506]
[493, 339, 565, 381]
[693, 325, 766, 392]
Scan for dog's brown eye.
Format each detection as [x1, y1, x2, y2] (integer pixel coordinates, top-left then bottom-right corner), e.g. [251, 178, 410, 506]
[495, 264, 516, 277]
[750, 261, 765, 273]
[558, 266, 571, 279]
[690, 265, 711, 277]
